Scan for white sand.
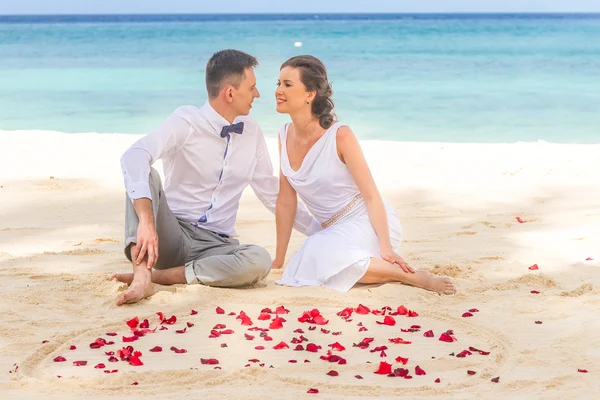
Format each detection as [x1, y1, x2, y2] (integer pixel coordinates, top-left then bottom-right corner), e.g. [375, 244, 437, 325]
[0, 130, 599, 399]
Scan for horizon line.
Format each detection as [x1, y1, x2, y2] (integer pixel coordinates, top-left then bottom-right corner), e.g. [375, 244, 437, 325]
[1, 11, 600, 16]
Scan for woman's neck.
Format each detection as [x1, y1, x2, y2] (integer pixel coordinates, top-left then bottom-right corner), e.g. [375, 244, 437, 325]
[290, 110, 322, 139]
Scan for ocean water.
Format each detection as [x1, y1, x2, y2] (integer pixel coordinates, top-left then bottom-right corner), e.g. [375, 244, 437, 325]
[0, 13, 599, 143]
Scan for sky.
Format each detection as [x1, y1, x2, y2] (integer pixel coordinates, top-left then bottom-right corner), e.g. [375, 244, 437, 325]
[0, 0, 599, 15]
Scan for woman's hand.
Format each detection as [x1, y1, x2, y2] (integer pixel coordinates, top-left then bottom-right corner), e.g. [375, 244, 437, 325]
[380, 245, 414, 273]
[271, 257, 285, 270]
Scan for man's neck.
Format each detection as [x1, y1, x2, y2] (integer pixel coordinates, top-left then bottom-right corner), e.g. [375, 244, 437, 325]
[209, 98, 238, 124]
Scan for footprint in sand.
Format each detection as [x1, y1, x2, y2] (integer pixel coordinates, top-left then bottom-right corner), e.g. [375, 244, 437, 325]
[20, 303, 512, 394]
[456, 231, 478, 236]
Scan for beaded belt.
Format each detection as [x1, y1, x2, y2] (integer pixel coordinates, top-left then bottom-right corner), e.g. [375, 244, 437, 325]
[321, 193, 363, 229]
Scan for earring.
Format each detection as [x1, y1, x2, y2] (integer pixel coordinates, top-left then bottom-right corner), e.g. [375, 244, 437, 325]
[306, 100, 310, 104]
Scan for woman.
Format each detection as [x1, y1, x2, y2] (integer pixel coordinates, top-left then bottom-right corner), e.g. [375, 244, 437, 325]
[272, 55, 455, 295]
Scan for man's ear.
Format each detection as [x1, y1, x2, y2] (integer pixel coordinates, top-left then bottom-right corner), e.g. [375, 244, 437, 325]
[224, 86, 234, 104]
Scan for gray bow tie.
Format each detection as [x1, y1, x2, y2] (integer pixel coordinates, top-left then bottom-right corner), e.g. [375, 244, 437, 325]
[220, 122, 244, 138]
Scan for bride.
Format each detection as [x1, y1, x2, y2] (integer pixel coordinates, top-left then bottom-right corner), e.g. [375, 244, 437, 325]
[272, 55, 455, 295]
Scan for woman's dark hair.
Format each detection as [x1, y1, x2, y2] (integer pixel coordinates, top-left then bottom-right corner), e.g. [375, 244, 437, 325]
[281, 55, 336, 129]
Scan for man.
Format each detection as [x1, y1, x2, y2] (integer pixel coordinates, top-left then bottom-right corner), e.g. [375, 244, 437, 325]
[113, 49, 321, 305]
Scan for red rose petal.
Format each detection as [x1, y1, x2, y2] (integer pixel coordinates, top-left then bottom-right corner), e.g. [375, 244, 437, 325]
[327, 370, 339, 376]
[375, 361, 393, 375]
[191, 309, 198, 315]
[103, 369, 118, 374]
[258, 313, 271, 321]
[126, 316, 139, 329]
[170, 346, 187, 354]
[288, 360, 297, 363]
[578, 369, 588, 373]
[94, 363, 106, 369]
[307, 388, 319, 394]
[435, 378, 441, 383]
[491, 377, 500, 383]
[273, 341, 289, 350]
[69, 345, 76, 350]
[329, 342, 346, 351]
[356, 304, 370, 314]
[306, 343, 321, 352]
[585, 258, 594, 261]
[263, 336, 273, 341]
[468, 370, 477, 375]
[535, 321, 543, 324]
[122, 336, 138, 342]
[294, 329, 304, 334]
[462, 312, 473, 317]
[355, 375, 363, 379]
[397, 305, 408, 315]
[106, 332, 117, 336]
[73, 361, 87, 366]
[469, 309, 479, 313]
[275, 305, 290, 314]
[216, 307, 225, 314]
[176, 327, 187, 334]
[337, 307, 353, 319]
[439, 332, 456, 342]
[269, 317, 284, 329]
[187, 322, 194, 328]
[308, 326, 317, 331]
[423, 330, 434, 337]
[42, 340, 49, 344]
[376, 315, 396, 326]
[294, 345, 304, 351]
[529, 264, 539, 270]
[129, 355, 143, 366]
[245, 334, 255, 340]
[149, 346, 162, 352]
[531, 290, 540, 294]
[201, 358, 219, 365]
[516, 216, 525, 223]
[255, 346, 265, 350]
[358, 327, 368, 332]
[139, 319, 149, 329]
[415, 365, 426, 376]
[228, 312, 236, 316]
[395, 356, 409, 365]
[131, 382, 138, 385]
[388, 337, 412, 344]
[53, 356, 66, 362]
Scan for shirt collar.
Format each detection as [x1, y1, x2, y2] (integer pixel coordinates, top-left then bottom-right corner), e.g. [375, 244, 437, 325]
[202, 101, 237, 137]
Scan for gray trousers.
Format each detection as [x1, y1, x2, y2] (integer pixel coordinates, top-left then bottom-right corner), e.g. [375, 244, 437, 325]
[124, 168, 271, 287]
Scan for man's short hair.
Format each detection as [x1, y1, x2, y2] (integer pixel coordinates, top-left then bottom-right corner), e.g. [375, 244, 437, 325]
[205, 49, 258, 99]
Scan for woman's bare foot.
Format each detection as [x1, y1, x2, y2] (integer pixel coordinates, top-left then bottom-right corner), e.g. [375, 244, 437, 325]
[115, 274, 154, 306]
[111, 273, 134, 286]
[422, 274, 456, 295]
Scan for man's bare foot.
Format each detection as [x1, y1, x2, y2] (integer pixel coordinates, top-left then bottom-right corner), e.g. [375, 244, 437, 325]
[111, 273, 134, 286]
[422, 274, 456, 295]
[116, 278, 154, 305]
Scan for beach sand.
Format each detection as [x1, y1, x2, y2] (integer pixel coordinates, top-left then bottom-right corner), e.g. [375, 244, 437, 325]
[1, 130, 599, 399]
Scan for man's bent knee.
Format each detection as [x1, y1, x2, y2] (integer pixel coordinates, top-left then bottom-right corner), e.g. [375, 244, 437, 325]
[232, 245, 271, 285]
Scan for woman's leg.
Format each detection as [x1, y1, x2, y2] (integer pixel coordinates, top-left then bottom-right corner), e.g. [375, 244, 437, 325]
[358, 257, 456, 295]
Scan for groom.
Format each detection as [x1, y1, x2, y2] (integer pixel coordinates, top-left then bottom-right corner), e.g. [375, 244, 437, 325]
[114, 49, 321, 305]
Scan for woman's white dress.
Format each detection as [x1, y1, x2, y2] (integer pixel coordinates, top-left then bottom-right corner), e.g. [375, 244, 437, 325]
[276, 122, 403, 292]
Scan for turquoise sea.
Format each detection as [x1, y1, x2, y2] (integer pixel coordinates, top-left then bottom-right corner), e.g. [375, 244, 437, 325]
[0, 13, 599, 143]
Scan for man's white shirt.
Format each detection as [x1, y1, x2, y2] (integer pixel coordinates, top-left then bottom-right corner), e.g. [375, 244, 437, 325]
[120, 101, 321, 237]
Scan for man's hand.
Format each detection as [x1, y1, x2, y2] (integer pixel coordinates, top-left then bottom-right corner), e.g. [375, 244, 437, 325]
[134, 220, 159, 269]
[380, 245, 414, 273]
